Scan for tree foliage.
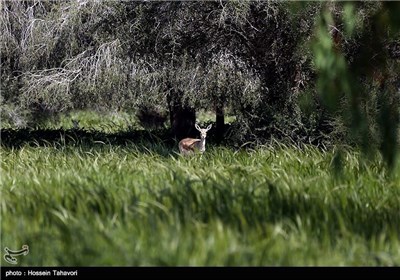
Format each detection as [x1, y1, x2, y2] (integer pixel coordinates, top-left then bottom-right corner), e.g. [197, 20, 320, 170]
[1, 1, 399, 166]
[312, 1, 400, 168]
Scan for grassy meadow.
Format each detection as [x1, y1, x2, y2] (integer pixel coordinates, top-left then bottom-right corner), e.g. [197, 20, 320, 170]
[1, 112, 400, 266]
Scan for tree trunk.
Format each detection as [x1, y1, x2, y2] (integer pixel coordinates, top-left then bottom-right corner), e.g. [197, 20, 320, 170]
[166, 90, 174, 129]
[215, 103, 225, 143]
[171, 105, 196, 140]
[167, 87, 196, 140]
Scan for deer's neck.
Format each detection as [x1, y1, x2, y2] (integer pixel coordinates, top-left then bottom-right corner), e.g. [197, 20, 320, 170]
[199, 137, 206, 152]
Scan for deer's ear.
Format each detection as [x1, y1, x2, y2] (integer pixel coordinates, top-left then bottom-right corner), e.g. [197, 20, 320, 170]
[206, 124, 212, 131]
[195, 124, 201, 131]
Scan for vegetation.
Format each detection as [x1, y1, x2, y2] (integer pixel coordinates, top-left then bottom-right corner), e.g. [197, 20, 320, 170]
[2, 1, 399, 153]
[1, 0, 400, 267]
[2, 139, 400, 266]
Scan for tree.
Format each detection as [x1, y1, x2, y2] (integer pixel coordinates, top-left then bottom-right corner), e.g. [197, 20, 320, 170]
[313, 1, 400, 168]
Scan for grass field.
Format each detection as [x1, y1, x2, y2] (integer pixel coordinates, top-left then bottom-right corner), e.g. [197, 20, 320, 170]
[1, 137, 400, 266]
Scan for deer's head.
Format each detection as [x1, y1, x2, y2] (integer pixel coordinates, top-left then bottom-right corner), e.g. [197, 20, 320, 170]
[195, 124, 212, 139]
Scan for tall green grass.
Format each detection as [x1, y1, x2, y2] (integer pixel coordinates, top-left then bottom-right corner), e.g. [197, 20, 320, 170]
[43, 110, 142, 132]
[1, 143, 399, 266]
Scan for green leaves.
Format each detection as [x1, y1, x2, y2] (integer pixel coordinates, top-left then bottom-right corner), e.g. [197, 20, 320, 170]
[312, 2, 400, 170]
[343, 3, 356, 37]
[313, 12, 347, 112]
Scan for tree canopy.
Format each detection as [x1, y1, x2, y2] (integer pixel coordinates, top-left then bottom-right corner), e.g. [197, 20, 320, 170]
[1, 0, 399, 166]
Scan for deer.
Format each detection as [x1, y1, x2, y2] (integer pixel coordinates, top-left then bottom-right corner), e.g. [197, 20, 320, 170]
[179, 124, 212, 155]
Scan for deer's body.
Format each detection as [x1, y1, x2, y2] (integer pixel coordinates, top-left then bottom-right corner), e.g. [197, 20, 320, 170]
[179, 124, 211, 155]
